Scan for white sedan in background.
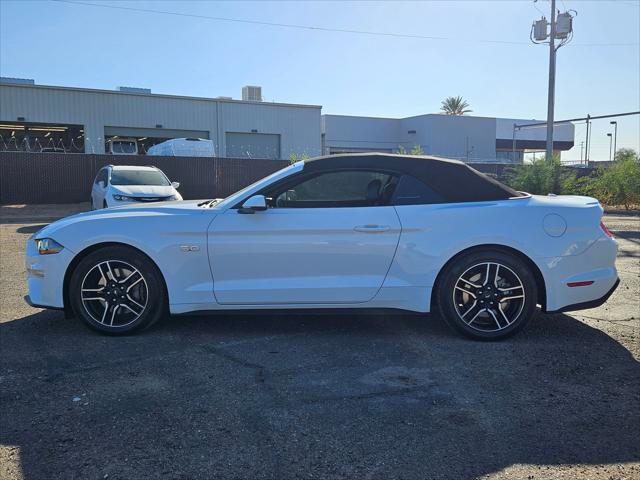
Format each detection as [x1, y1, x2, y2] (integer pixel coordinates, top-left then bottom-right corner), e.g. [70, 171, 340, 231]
[27, 153, 618, 340]
[91, 165, 182, 209]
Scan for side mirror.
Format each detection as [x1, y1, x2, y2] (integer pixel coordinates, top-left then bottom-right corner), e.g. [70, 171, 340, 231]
[171, 181, 180, 189]
[239, 195, 267, 214]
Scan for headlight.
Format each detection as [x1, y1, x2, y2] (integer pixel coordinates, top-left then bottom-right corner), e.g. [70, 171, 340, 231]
[35, 238, 64, 255]
[112, 194, 135, 201]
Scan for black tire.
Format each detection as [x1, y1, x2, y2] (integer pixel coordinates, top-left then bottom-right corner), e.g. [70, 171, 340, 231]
[435, 249, 537, 340]
[103, 200, 108, 209]
[69, 245, 167, 335]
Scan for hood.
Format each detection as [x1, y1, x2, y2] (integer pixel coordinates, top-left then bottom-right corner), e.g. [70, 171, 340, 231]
[109, 184, 176, 197]
[34, 200, 217, 241]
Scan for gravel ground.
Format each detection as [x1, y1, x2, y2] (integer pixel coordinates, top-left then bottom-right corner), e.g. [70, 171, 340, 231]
[0, 207, 638, 480]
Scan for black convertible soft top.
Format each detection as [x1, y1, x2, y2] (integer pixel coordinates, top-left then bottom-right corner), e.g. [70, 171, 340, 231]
[303, 153, 522, 203]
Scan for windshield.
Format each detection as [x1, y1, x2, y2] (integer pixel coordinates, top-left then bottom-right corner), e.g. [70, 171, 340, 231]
[110, 169, 170, 186]
[112, 141, 137, 154]
[213, 162, 303, 209]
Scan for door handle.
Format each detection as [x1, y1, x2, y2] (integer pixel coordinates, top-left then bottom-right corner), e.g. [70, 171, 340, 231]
[354, 225, 391, 233]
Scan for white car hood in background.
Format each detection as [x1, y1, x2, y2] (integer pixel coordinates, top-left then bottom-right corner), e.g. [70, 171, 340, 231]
[109, 185, 176, 197]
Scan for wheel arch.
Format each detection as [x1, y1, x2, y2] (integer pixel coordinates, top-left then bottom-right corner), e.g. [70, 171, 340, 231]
[430, 244, 547, 312]
[63, 242, 168, 316]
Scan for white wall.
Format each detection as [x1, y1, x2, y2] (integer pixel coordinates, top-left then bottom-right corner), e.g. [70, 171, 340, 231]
[496, 118, 574, 142]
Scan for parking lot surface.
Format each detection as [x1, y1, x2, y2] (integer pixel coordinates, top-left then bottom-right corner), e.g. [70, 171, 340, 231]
[1, 206, 638, 480]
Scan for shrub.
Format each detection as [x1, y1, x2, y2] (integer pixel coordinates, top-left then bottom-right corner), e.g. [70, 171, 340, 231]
[504, 149, 640, 208]
[592, 150, 640, 209]
[289, 152, 310, 165]
[505, 155, 576, 195]
[397, 145, 425, 155]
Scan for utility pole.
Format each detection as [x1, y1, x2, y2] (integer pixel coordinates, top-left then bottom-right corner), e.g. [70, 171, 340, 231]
[607, 133, 613, 161]
[532, 2, 574, 162]
[580, 141, 584, 163]
[585, 115, 591, 164]
[610, 120, 618, 160]
[545, 0, 557, 161]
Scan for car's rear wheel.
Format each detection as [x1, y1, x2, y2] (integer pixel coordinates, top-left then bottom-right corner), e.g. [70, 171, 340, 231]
[436, 249, 537, 340]
[69, 246, 166, 334]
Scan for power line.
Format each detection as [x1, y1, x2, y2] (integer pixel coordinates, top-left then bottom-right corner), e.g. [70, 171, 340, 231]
[51, 0, 638, 48]
[514, 111, 640, 130]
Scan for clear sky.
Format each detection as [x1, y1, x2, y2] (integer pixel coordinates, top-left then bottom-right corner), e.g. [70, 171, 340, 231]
[1, 0, 638, 161]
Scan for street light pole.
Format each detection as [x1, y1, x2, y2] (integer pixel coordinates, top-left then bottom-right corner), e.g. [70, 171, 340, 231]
[580, 141, 584, 163]
[607, 133, 613, 161]
[610, 121, 618, 161]
[545, 0, 557, 161]
[585, 114, 591, 165]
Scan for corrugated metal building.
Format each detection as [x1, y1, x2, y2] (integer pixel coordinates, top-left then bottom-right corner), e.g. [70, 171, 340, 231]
[322, 114, 575, 163]
[0, 78, 575, 163]
[0, 81, 321, 159]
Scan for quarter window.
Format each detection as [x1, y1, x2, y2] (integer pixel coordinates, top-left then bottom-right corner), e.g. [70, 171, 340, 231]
[391, 175, 444, 205]
[272, 170, 394, 208]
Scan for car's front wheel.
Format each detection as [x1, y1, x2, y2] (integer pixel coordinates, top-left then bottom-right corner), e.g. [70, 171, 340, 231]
[436, 249, 537, 340]
[69, 246, 167, 334]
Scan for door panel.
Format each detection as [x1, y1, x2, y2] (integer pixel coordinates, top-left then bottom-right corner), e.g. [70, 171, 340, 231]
[208, 207, 401, 305]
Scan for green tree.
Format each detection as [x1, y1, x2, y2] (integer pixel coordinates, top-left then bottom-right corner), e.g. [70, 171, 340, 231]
[440, 96, 472, 115]
[614, 148, 639, 163]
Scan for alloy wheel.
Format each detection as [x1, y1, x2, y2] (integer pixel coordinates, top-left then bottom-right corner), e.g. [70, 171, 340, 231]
[80, 260, 148, 328]
[452, 262, 526, 333]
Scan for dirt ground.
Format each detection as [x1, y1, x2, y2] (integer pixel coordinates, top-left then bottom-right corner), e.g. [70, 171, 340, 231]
[0, 206, 638, 480]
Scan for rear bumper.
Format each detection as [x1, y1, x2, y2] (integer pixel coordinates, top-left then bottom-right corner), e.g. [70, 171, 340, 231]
[538, 235, 618, 312]
[546, 277, 619, 313]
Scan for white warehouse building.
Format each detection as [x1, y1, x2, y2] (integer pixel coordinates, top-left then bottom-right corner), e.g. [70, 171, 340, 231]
[0, 78, 574, 162]
[0, 80, 322, 159]
[322, 114, 574, 163]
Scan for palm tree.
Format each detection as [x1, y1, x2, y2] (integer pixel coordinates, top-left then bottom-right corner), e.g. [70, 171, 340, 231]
[440, 96, 472, 115]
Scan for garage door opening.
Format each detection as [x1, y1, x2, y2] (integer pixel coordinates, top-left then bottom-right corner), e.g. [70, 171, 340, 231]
[103, 126, 211, 155]
[0, 121, 85, 153]
[226, 132, 281, 160]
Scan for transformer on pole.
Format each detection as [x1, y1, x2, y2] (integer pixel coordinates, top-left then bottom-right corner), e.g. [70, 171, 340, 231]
[531, 1, 576, 161]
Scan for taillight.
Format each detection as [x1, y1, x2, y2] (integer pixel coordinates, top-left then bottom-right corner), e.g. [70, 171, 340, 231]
[600, 221, 613, 238]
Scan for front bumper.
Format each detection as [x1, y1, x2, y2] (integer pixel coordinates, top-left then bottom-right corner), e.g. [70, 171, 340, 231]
[107, 196, 177, 208]
[24, 294, 64, 310]
[25, 239, 74, 309]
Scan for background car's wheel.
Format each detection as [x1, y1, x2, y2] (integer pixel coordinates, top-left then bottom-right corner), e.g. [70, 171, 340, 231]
[69, 245, 167, 335]
[102, 200, 108, 209]
[435, 249, 537, 340]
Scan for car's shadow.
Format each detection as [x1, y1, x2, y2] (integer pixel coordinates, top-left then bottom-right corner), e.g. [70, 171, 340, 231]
[15, 224, 48, 235]
[1, 309, 638, 479]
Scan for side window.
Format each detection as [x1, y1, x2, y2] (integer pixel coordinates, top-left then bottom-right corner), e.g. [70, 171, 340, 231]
[391, 175, 444, 205]
[272, 170, 394, 208]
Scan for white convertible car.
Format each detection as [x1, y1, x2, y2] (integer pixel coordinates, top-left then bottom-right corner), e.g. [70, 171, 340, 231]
[25, 153, 619, 339]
